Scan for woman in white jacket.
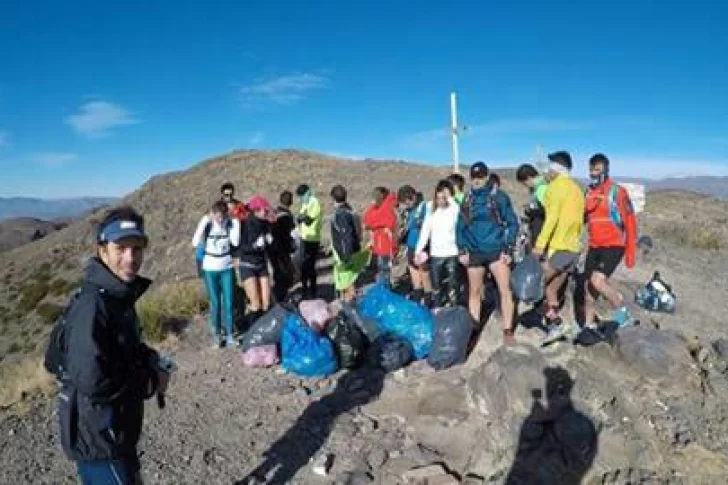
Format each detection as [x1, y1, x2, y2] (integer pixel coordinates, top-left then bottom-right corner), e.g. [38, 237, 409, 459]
[192, 200, 241, 347]
[415, 180, 462, 308]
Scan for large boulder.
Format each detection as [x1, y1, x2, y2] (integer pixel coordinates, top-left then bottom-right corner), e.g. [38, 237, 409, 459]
[466, 345, 598, 483]
[613, 327, 700, 389]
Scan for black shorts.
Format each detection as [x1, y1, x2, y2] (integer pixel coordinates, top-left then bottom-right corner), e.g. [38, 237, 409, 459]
[239, 260, 269, 281]
[585, 247, 624, 278]
[468, 251, 501, 268]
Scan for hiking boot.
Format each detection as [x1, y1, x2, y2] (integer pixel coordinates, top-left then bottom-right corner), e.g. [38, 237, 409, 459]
[542, 320, 575, 345]
[612, 307, 633, 328]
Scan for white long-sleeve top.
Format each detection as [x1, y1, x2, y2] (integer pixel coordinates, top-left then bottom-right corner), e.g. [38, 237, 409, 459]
[192, 215, 241, 272]
[415, 199, 460, 258]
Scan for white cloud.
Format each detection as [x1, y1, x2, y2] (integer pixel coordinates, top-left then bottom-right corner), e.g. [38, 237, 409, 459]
[31, 152, 78, 168]
[65, 100, 139, 137]
[248, 131, 265, 146]
[0, 131, 9, 148]
[240, 72, 331, 105]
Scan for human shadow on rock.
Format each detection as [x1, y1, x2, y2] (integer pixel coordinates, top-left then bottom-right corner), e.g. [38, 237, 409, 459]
[236, 367, 386, 485]
[505, 366, 598, 485]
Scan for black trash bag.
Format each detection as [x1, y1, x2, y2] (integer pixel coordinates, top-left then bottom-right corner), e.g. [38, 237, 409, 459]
[340, 301, 381, 342]
[427, 307, 473, 370]
[510, 255, 544, 303]
[325, 314, 367, 369]
[240, 305, 291, 351]
[366, 333, 413, 372]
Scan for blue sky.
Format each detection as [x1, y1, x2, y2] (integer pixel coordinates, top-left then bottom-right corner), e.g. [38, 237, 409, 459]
[1, 0, 727, 198]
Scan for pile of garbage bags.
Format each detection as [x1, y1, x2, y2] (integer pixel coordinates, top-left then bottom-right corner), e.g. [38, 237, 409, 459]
[238, 283, 475, 377]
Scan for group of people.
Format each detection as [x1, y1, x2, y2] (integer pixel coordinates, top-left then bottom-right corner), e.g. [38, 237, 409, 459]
[192, 150, 637, 349]
[51, 150, 638, 484]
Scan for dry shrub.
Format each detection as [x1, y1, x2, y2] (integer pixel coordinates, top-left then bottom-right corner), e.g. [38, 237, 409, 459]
[654, 224, 723, 251]
[0, 357, 55, 409]
[137, 280, 209, 342]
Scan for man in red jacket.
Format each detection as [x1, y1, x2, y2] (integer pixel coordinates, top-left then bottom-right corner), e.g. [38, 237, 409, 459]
[364, 187, 398, 288]
[584, 154, 637, 328]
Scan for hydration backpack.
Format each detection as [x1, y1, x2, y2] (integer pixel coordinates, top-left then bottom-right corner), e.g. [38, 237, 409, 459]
[196, 219, 235, 276]
[43, 285, 101, 381]
[635, 271, 676, 313]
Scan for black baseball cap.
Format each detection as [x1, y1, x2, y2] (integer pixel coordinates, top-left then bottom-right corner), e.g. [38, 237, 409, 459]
[470, 161, 489, 179]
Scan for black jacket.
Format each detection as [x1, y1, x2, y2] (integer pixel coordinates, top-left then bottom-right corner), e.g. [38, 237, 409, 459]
[331, 203, 361, 263]
[523, 198, 546, 246]
[237, 215, 272, 265]
[59, 257, 158, 463]
[270, 206, 296, 255]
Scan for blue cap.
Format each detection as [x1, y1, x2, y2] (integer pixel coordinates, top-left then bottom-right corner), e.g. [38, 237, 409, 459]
[97, 219, 148, 244]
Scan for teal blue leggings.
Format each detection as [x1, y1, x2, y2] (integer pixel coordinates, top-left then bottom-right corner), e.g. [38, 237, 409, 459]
[203, 268, 235, 340]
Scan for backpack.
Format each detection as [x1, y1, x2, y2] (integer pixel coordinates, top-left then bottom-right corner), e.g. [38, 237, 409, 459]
[43, 284, 97, 381]
[196, 219, 235, 276]
[635, 271, 676, 313]
[331, 207, 359, 263]
[462, 189, 504, 227]
[588, 184, 625, 231]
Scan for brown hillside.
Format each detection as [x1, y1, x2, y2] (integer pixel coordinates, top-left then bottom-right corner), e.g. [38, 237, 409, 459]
[0, 217, 67, 253]
[1, 150, 726, 367]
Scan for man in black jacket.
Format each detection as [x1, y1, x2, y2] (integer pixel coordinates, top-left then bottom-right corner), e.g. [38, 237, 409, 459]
[270, 190, 297, 303]
[60, 206, 169, 484]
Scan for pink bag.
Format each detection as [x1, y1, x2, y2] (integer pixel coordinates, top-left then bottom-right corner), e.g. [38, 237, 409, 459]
[241, 345, 279, 367]
[299, 299, 333, 332]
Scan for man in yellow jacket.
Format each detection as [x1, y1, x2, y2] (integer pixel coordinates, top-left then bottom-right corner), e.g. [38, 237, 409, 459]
[532, 151, 585, 343]
[295, 184, 323, 298]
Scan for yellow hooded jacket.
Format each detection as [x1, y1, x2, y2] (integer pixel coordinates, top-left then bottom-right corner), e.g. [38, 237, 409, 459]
[535, 174, 585, 256]
[299, 195, 323, 243]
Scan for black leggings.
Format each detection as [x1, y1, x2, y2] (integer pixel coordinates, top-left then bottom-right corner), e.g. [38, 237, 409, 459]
[271, 253, 295, 303]
[430, 256, 461, 308]
[301, 241, 320, 297]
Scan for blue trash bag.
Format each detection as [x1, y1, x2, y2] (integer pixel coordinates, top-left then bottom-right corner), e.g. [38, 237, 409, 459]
[357, 282, 434, 360]
[427, 307, 473, 370]
[281, 313, 338, 377]
[510, 255, 544, 303]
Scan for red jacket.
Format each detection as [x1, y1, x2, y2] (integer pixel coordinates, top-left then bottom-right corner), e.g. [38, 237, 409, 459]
[363, 193, 398, 257]
[585, 179, 637, 268]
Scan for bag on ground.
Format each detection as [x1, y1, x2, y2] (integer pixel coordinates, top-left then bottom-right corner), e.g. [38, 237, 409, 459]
[367, 333, 413, 372]
[325, 313, 367, 369]
[510, 255, 544, 303]
[340, 301, 381, 342]
[239, 305, 290, 351]
[241, 345, 279, 367]
[299, 299, 333, 332]
[635, 271, 676, 313]
[357, 282, 434, 359]
[427, 306, 473, 370]
[281, 313, 338, 377]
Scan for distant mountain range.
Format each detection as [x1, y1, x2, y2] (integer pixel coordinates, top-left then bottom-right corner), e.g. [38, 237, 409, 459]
[614, 176, 728, 199]
[0, 197, 119, 222]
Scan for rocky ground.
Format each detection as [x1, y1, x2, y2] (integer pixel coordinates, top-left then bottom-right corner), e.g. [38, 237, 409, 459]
[2, 236, 728, 484]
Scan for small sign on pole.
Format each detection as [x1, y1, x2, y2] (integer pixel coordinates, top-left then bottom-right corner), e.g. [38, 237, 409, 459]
[618, 182, 646, 214]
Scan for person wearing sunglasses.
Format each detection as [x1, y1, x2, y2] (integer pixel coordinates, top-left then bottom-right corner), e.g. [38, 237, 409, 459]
[457, 161, 520, 345]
